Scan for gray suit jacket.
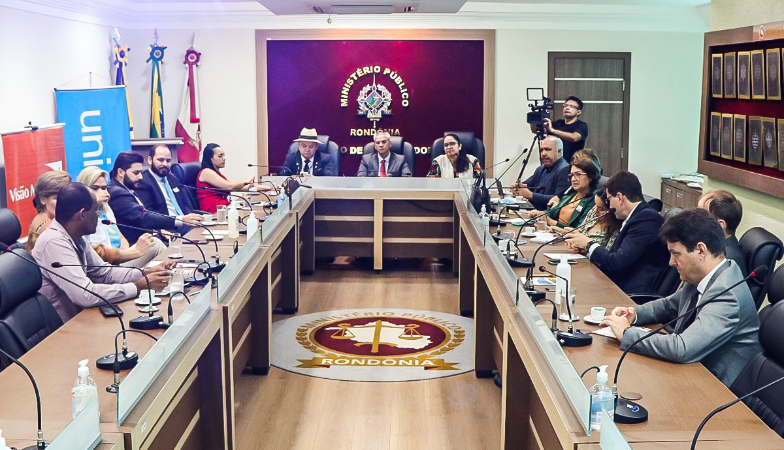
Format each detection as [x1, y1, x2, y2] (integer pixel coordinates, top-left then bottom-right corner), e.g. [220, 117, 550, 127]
[620, 260, 762, 387]
[357, 152, 412, 177]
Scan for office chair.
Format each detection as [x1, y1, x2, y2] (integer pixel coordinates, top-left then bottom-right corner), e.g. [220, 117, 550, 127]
[730, 300, 784, 437]
[170, 161, 203, 211]
[766, 265, 784, 305]
[288, 134, 341, 175]
[662, 206, 683, 223]
[739, 227, 784, 310]
[362, 136, 415, 175]
[0, 249, 63, 371]
[431, 132, 486, 169]
[643, 195, 663, 214]
[0, 208, 22, 249]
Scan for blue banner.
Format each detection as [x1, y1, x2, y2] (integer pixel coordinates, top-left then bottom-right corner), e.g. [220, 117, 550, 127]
[55, 86, 131, 180]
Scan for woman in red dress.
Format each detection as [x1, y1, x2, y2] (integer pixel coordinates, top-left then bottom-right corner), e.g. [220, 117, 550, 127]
[197, 143, 274, 213]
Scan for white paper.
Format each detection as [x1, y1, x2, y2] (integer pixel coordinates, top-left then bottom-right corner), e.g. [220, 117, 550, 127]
[201, 230, 231, 235]
[533, 277, 556, 286]
[543, 253, 587, 260]
[592, 326, 651, 339]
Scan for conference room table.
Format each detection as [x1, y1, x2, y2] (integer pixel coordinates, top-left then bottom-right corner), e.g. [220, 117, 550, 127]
[0, 177, 781, 450]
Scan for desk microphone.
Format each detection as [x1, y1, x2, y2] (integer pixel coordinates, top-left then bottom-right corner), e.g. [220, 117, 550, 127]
[533, 298, 559, 332]
[0, 247, 139, 373]
[142, 207, 227, 273]
[612, 265, 767, 425]
[538, 265, 592, 347]
[0, 346, 47, 450]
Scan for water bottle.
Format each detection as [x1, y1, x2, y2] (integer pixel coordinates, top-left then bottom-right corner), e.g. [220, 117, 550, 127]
[590, 365, 614, 431]
[72, 359, 98, 419]
[555, 255, 572, 318]
[479, 204, 490, 235]
[277, 192, 286, 209]
[246, 210, 259, 239]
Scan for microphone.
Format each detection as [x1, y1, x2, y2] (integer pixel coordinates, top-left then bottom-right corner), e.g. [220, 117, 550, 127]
[0, 247, 139, 373]
[538, 265, 592, 347]
[612, 265, 768, 425]
[533, 298, 559, 332]
[690, 374, 784, 449]
[159, 291, 192, 329]
[180, 184, 255, 211]
[0, 346, 47, 450]
[142, 207, 227, 273]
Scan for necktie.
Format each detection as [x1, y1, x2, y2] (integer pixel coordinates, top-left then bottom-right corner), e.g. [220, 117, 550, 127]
[303, 159, 311, 174]
[380, 158, 387, 177]
[163, 177, 184, 215]
[675, 288, 701, 334]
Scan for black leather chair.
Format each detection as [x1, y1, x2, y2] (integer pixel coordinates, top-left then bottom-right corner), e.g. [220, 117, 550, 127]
[0, 249, 62, 371]
[643, 195, 663, 213]
[170, 161, 203, 212]
[662, 206, 683, 223]
[0, 208, 22, 249]
[766, 265, 784, 305]
[431, 132, 486, 169]
[288, 134, 341, 175]
[739, 227, 784, 310]
[362, 136, 415, 175]
[730, 300, 784, 436]
[628, 265, 681, 305]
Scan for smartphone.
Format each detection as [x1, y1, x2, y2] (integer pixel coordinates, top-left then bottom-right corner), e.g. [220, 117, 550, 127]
[184, 240, 208, 245]
[547, 259, 577, 265]
[99, 304, 123, 317]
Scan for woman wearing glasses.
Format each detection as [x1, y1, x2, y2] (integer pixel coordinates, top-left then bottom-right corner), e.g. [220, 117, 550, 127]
[427, 133, 482, 179]
[541, 150, 601, 228]
[77, 166, 166, 266]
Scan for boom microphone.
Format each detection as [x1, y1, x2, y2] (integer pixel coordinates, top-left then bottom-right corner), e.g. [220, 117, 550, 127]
[0, 345, 47, 450]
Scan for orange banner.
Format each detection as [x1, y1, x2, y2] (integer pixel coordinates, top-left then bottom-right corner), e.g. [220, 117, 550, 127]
[2, 126, 66, 230]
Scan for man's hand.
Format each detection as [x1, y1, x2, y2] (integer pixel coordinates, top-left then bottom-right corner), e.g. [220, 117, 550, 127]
[527, 209, 542, 219]
[543, 117, 553, 133]
[512, 179, 533, 200]
[564, 231, 591, 252]
[611, 306, 637, 324]
[135, 233, 154, 254]
[135, 263, 173, 292]
[601, 314, 631, 340]
[182, 213, 204, 224]
[547, 196, 560, 209]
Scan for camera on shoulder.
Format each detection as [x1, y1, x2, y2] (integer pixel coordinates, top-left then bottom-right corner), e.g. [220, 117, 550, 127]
[526, 88, 553, 140]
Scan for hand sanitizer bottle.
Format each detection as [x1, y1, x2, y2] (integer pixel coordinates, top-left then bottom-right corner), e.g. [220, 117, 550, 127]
[246, 210, 259, 239]
[227, 203, 239, 239]
[72, 359, 98, 419]
[479, 204, 490, 235]
[590, 365, 614, 431]
[556, 254, 572, 319]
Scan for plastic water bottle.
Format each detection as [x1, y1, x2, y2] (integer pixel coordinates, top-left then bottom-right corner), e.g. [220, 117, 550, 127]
[590, 365, 614, 430]
[556, 254, 572, 316]
[227, 203, 239, 239]
[479, 204, 490, 235]
[72, 359, 98, 419]
[246, 210, 259, 239]
[277, 192, 286, 209]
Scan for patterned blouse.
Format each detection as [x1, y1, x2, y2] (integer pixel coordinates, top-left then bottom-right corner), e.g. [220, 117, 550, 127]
[427, 154, 482, 179]
[577, 207, 619, 249]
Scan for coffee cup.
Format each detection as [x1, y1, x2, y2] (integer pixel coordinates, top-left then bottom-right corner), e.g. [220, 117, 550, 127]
[515, 196, 525, 203]
[590, 306, 606, 320]
[524, 226, 535, 234]
[202, 213, 214, 223]
[139, 289, 156, 305]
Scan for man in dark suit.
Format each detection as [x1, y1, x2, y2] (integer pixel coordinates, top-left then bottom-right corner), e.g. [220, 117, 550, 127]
[356, 130, 411, 177]
[108, 152, 200, 244]
[602, 209, 761, 387]
[282, 128, 335, 176]
[698, 190, 748, 277]
[511, 136, 570, 211]
[565, 171, 669, 294]
[136, 145, 204, 225]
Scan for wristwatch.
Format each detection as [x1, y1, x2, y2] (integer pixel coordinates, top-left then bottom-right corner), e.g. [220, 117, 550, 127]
[585, 240, 597, 250]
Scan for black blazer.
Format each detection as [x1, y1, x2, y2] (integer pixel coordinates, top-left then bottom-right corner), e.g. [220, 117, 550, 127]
[283, 151, 335, 176]
[107, 181, 177, 244]
[589, 201, 670, 294]
[523, 157, 570, 211]
[135, 170, 196, 216]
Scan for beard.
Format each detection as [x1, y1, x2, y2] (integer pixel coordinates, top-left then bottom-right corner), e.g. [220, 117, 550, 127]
[122, 176, 138, 190]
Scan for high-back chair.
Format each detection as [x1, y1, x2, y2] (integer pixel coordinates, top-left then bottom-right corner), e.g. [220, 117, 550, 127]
[431, 132, 486, 169]
[288, 134, 341, 175]
[739, 227, 784, 309]
[362, 136, 415, 175]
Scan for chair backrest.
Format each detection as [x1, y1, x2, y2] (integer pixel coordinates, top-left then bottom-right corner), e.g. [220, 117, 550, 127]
[171, 161, 203, 211]
[643, 195, 663, 213]
[288, 134, 341, 175]
[0, 249, 62, 370]
[655, 265, 681, 297]
[362, 136, 415, 174]
[730, 300, 784, 436]
[767, 264, 784, 305]
[739, 227, 784, 309]
[662, 206, 683, 223]
[0, 208, 22, 248]
[431, 132, 486, 169]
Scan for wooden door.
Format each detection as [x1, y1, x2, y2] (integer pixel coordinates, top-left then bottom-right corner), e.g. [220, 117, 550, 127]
[548, 52, 631, 177]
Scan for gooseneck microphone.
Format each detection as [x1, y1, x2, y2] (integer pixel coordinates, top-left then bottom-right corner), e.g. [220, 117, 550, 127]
[0, 247, 139, 372]
[612, 265, 767, 425]
[0, 346, 47, 450]
[538, 265, 592, 347]
[533, 298, 559, 332]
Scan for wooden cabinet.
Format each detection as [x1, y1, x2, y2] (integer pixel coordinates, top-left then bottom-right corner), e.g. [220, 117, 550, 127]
[661, 178, 702, 213]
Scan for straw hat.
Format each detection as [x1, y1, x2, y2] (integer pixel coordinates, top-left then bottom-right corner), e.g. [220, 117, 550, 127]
[292, 128, 323, 144]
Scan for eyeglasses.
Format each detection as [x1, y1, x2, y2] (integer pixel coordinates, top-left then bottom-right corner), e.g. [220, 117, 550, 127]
[374, 140, 389, 145]
[567, 171, 587, 179]
[563, 103, 580, 109]
[444, 142, 458, 148]
[90, 185, 108, 191]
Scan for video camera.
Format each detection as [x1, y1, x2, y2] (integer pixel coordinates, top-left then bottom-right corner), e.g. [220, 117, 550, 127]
[526, 88, 553, 140]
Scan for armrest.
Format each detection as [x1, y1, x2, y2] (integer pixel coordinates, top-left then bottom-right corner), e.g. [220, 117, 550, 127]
[627, 293, 663, 305]
[191, 210, 209, 215]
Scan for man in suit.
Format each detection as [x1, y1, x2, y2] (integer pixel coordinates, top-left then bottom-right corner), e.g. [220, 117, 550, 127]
[283, 128, 335, 176]
[564, 171, 669, 294]
[357, 130, 412, 177]
[511, 135, 570, 211]
[108, 152, 199, 244]
[602, 208, 762, 387]
[136, 145, 204, 229]
[698, 190, 748, 276]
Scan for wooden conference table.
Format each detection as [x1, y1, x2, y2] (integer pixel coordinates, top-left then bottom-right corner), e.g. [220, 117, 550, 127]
[0, 177, 780, 450]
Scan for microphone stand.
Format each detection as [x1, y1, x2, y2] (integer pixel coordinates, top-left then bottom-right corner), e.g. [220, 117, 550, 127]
[612, 266, 767, 425]
[539, 265, 592, 347]
[0, 346, 47, 450]
[488, 150, 528, 195]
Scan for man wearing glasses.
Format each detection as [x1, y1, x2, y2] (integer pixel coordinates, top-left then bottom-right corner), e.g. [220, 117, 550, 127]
[532, 95, 588, 162]
[357, 130, 412, 177]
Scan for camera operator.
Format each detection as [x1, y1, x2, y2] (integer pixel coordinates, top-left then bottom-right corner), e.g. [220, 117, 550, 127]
[530, 95, 588, 162]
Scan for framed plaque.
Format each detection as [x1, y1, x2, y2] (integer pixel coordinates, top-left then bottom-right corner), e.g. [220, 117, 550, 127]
[710, 112, 722, 157]
[738, 51, 751, 99]
[712, 53, 723, 98]
[733, 114, 746, 162]
[721, 114, 733, 160]
[766, 49, 781, 100]
[748, 116, 763, 165]
[723, 52, 736, 98]
[778, 119, 784, 172]
[762, 117, 777, 168]
[752, 50, 766, 99]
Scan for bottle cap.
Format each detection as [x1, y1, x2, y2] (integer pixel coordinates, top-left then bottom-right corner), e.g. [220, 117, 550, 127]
[597, 364, 608, 384]
[78, 359, 90, 378]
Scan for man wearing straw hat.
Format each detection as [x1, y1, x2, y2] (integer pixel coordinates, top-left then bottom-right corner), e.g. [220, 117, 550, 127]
[283, 127, 335, 176]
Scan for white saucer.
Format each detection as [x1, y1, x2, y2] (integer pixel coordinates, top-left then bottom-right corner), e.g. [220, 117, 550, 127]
[216, 221, 229, 225]
[205, 235, 224, 241]
[134, 297, 161, 306]
[201, 221, 217, 226]
[583, 315, 603, 325]
[520, 233, 536, 238]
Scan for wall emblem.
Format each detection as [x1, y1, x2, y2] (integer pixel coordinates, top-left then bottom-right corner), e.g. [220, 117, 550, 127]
[357, 75, 393, 125]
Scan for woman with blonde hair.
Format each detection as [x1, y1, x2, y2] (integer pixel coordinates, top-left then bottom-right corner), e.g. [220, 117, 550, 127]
[77, 166, 167, 266]
[26, 170, 71, 252]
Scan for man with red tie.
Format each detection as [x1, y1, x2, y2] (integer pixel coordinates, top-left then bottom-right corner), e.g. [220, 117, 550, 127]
[357, 130, 412, 177]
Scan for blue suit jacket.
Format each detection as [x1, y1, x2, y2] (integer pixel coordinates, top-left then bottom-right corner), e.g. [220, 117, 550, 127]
[283, 151, 335, 176]
[523, 157, 570, 210]
[135, 170, 196, 216]
[589, 201, 669, 294]
[107, 181, 176, 244]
